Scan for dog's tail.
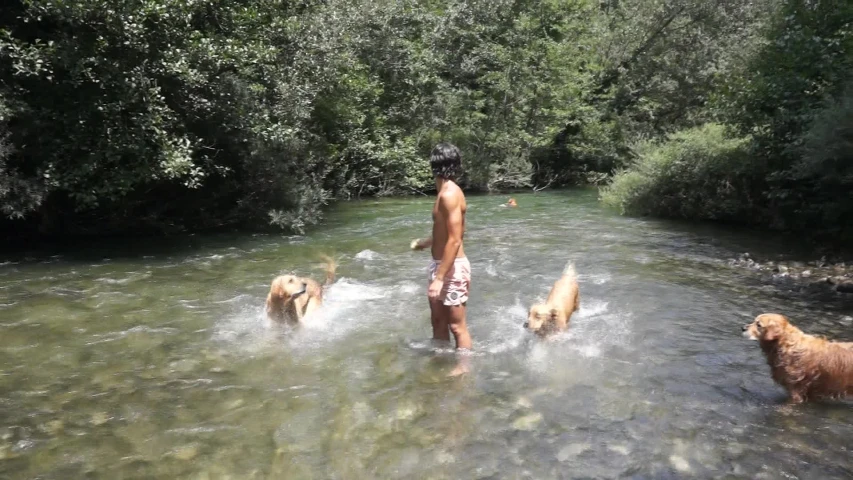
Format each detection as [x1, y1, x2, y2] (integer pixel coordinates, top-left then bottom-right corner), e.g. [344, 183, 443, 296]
[561, 261, 577, 281]
[319, 254, 337, 285]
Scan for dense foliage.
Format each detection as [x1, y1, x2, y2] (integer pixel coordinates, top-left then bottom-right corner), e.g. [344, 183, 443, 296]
[600, 124, 759, 222]
[606, 0, 853, 244]
[0, 0, 850, 242]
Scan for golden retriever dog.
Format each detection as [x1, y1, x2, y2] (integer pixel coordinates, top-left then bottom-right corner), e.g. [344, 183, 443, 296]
[743, 313, 853, 403]
[266, 255, 336, 326]
[524, 262, 580, 337]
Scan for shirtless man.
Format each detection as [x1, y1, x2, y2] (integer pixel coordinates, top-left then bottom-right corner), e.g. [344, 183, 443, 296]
[411, 143, 472, 370]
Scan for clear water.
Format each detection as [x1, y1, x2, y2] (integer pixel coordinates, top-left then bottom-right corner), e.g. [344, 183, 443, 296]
[1, 190, 851, 479]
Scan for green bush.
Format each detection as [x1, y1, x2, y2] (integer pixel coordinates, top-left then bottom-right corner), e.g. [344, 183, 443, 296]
[601, 123, 761, 222]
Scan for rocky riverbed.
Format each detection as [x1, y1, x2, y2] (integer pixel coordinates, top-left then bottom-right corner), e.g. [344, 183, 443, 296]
[728, 253, 853, 295]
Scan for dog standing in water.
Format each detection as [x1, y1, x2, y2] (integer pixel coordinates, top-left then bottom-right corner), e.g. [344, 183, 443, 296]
[743, 313, 853, 403]
[266, 255, 336, 326]
[525, 262, 580, 337]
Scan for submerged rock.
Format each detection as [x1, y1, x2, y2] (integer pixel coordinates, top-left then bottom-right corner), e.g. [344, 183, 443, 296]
[90, 412, 111, 426]
[514, 396, 533, 409]
[669, 455, 691, 473]
[556, 443, 590, 462]
[41, 420, 64, 436]
[169, 444, 200, 461]
[435, 451, 456, 465]
[607, 444, 630, 455]
[511, 412, 543, 431]
[0, 443, 17, 460]
[729, 253, 853, 296]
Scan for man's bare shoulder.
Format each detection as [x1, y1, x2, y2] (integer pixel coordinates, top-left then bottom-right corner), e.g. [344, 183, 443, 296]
[437, 184, 464, 210]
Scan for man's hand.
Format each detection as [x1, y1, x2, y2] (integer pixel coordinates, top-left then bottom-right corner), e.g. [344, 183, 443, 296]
[411, 237, 432, 251]
[428, 278, 444, 300]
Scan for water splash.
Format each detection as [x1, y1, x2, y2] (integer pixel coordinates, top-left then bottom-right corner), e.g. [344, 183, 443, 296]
[355, 249, 382, 261]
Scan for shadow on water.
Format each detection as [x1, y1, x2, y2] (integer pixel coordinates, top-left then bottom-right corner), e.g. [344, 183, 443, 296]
[0, 190, 851, 479]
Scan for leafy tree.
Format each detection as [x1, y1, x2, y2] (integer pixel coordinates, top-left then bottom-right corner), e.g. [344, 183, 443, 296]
[0, 0, 849, 244]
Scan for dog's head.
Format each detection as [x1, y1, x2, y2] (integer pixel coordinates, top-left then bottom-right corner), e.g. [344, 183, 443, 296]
[525, 304, 557, 333]
[269, 275, 308, 303]
[742, 313, 791, 342]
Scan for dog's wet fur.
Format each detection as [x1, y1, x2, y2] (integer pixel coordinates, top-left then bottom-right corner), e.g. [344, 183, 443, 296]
[525, 263, 580, 337]
[266, 255, 336, 326]
[743, 313, 853, 403]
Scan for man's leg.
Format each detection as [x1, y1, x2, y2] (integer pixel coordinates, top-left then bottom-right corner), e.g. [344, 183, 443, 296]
[430, 298, 451, 342]
[445, 303, 471, 376]
[445, 303, 472, 349]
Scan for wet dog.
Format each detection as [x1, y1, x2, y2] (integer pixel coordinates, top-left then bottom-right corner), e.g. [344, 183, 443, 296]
[266, 255, 336, 326]
[743, 313, 853, 403]
[524, 262, 580, 337]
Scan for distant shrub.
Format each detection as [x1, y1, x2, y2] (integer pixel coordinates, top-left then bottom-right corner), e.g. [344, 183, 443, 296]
[601, 123, 761, 222]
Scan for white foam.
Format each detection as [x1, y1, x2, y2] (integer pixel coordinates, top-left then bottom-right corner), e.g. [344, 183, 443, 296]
[485, 261, 498, 277]
[355, 249, 382, 261]
[213, 294, 256, 304]
[405, 339, 457, 355]
[478, 300, 529, 355]
[95, 272, 152, 285]
[582, 273, 611, 285]
[574, 344, 602, 358]
[576, 299, 609, 318]
[397, 281, 420, 295]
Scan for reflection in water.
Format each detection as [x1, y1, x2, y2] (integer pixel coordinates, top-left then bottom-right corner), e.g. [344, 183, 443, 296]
[0, 190, 851, 479]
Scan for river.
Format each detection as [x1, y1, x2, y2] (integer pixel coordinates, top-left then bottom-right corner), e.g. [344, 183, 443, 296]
[1, 190, 851, 479]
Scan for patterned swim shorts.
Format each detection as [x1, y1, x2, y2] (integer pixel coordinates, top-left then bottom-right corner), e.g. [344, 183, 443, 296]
[428, 257, 471, 306]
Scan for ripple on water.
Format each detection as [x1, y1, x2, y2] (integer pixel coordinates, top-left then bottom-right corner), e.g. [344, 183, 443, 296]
[477, 301, 528, 355]
[86, 325, 180, 346]
[582, 272, 611, 285]
[484, 260, 498, 277]
[95, 271, 152, 285]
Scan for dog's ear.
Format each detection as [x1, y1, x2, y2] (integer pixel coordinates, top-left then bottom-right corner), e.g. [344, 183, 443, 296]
[763, 321, 783, 341]
[269, 279, 284, 298]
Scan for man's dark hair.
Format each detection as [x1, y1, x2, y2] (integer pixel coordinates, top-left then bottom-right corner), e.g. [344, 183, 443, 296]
[430, 142, 462, 181]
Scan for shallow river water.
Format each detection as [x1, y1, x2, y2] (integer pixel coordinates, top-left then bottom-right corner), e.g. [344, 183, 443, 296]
[1, 190, 852, 479]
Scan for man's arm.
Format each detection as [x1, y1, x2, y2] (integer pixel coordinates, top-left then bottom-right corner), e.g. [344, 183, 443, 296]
[434, 192, 463, 279]
[410, 236, 433, 251]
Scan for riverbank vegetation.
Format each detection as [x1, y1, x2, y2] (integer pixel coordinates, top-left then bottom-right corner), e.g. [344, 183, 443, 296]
[0, 0, 850, 244]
